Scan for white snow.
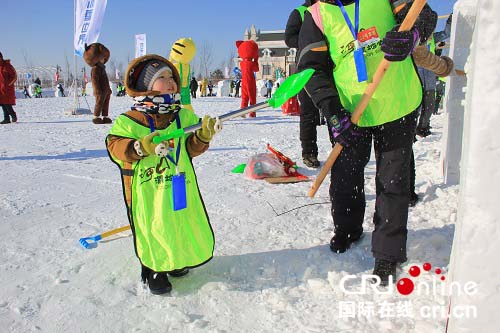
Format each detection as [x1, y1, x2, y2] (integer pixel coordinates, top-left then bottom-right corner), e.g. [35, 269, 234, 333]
[2, 0, 500, 329]
[0, 93, 460, 332]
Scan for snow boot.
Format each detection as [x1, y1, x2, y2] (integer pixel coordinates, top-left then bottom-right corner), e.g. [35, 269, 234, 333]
[302, 154, 320, 168]
[141, 265, 172, 295]
[102, 117, 112, 124]
[168, 268, 189, 277]
[372, 258, 397, 287]
[409, 192, 419, 207]
[329, 230, 363, 253]
[416, 127, 431, 137]
[11, 112, 17, 123]
[92, 117, 104, 124]
[1, 119, 11, 124]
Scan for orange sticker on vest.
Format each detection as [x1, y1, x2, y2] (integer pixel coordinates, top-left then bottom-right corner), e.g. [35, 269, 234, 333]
[358, 27, 379, 44]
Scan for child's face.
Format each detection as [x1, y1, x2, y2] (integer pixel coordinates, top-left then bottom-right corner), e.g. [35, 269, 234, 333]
[152, 69, 177, 94]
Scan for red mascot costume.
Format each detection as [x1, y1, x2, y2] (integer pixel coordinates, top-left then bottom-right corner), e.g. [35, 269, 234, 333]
[236, 40, 259, 117]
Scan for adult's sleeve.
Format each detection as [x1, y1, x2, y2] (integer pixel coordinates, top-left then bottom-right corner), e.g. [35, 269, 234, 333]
[284, 9, 302, 49]
[297, 11, 341, 121]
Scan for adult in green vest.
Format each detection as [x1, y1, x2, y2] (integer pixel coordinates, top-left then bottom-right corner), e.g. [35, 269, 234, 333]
[285, 0, 333, 168]
[298, 0, 437, 285]
[106, 54, 219, 295]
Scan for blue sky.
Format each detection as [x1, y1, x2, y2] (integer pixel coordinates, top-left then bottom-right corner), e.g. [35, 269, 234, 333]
[0, 0, 455, 74]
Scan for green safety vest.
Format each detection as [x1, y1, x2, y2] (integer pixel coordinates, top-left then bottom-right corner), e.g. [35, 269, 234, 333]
[310, 1, 422, 127]
[297, 5, 308, 22]
[108, 110, 214, 272]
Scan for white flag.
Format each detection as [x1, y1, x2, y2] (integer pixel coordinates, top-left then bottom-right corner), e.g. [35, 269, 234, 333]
[135, 34, 147, 58]
[74, 0, 108, 57]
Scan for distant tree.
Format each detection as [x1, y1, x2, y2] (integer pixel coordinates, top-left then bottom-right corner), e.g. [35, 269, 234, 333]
[199, 40, 214, 78]
[210, 69, 224, 80]
[225, 49, 237, 77]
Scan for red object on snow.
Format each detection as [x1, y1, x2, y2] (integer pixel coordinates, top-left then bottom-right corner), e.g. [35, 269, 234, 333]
[281, 96, 300, 116]
[267, 144, 299, 176]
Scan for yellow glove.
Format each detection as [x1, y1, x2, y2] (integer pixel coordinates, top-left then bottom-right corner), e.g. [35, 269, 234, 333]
[137, 132, 160, 156]
[196, 115, 221, 143]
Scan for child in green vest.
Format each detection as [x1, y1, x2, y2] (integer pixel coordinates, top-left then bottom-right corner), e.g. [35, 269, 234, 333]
[106, 54, 220, 295]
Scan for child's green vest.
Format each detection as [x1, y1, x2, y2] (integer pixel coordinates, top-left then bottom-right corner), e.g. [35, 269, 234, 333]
[108, 110, 214, 272]
[310, 1, 422, 127]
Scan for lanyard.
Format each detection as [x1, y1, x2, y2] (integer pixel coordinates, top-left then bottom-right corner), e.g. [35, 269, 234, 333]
[145, 113, 182, 166]
[336, 0, 360, 41]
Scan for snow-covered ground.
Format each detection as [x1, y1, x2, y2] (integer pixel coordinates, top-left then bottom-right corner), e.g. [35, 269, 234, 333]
[0, 94, 459, 332]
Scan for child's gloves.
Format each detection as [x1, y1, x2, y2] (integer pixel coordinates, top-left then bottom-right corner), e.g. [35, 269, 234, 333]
[134, 132, 171, 157]
[196, 115, 222, 143]
[381, 27, 420, 62]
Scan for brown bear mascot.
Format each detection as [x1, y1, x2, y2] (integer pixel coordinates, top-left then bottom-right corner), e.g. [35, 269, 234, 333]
[83, 43, 112, 124]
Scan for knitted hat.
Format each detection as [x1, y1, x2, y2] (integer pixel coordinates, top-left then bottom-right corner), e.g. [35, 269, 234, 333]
[125, 54, 181, 97]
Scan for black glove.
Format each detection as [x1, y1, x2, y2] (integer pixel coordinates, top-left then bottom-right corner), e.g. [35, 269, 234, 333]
[319, 97, 363, 148]
[329, 113, 363, 148]
[381, 26, 420, 62]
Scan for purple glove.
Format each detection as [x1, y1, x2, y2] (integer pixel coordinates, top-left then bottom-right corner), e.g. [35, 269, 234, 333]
[329, 114, 362, 148]
[381, 27, 420, 62]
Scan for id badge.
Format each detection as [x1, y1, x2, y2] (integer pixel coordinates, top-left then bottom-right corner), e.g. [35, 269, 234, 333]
[172, 173, 187, 211]
[354, 47, 368, 83]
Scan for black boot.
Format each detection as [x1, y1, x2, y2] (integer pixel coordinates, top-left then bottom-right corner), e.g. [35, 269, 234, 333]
[0, 119, 10, 124]
[416, 127, 431, 137]
[329, 230, 363, 253]
[169, 268, 189, 277]
[11, 112, 17, 123]
[372, 259, 397, 286]
[141, 265, 172, 295]
[302, 154, 320, 168]
[409, 192, 419, 207]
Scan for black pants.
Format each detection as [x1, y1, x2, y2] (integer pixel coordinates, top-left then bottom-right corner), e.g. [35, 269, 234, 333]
[435, 81, 445, 113]
[298, 89, 333, 157]
[329, 111, 418, 262]
[417, 90, 435, 130]
[191, 89, 197, 99]
[1, 104, 16, 121]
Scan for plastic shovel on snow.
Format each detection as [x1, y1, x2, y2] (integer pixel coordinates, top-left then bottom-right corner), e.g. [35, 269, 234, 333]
[79, 225, 131, 249]
[79, 69, 315, 249]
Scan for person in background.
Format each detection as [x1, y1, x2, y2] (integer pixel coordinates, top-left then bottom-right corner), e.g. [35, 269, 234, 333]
[409, 31, 455, 206]
[285, 0, 331, 168]
[57, 83, 66, 97]
[234, 79, 241, 98]
[23, 85, 31, 98]
[266, 79, 273, 98]
[0, 52, 18, 124]
[208, 81, 213, 97]
[83, 43, 112, 124]
[190, 77, 198, 99]
[298, 0, 437, 285]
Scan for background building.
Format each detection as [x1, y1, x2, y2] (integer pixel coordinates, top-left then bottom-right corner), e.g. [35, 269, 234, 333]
[237, 25, 296, 81]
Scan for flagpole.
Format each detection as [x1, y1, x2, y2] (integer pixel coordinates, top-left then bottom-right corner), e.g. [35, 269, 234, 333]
[73, 0, 78, 114]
